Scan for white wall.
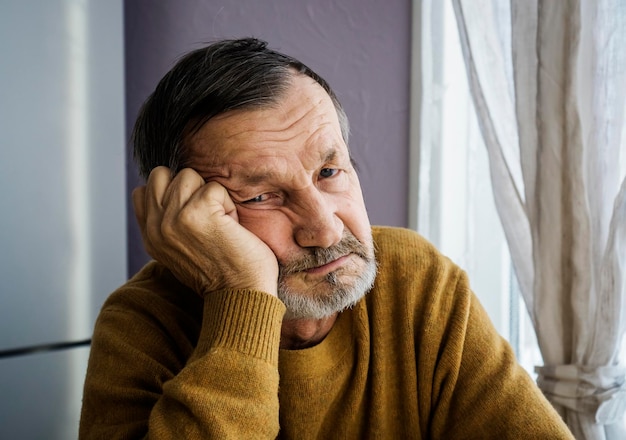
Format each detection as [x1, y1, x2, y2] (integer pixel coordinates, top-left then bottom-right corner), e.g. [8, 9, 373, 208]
[0, 1, 126, 438]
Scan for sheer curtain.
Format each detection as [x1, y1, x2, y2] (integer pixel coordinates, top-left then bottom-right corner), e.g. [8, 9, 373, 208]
[450, 0, 626, 438]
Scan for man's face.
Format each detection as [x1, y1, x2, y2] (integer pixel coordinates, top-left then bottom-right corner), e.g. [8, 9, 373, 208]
[186, 74, 376, 319]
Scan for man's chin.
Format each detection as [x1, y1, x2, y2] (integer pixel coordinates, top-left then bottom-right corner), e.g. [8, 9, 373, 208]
[279, 288, 366, 321]
[276, 240, 378, 320]
[278, 264, 377, 320]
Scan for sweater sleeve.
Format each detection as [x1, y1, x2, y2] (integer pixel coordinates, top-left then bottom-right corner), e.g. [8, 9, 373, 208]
[79, 285, 285, 439]
[423, 270, 574, 439]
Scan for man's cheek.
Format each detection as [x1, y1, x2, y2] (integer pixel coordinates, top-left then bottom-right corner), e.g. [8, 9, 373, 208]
[237, 211, 289, 253]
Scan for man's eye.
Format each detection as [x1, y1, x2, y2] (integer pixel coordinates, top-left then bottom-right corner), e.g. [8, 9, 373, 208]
[243, 194, 267, 204]
[320, 168, 338, 178]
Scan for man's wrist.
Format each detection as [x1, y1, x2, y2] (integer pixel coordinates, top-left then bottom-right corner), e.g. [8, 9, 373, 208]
[192, 289, 286, 363]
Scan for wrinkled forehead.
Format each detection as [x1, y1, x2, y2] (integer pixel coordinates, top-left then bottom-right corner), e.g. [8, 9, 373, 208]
[185, 75, 346, 168]
[211, 75, 336, 133]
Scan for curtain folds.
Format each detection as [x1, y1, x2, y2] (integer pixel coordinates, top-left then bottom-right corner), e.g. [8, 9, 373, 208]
[451, 0, 626, 438]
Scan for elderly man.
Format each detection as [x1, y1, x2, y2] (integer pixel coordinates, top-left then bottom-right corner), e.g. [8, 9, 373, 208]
[79, 38, 573, 439]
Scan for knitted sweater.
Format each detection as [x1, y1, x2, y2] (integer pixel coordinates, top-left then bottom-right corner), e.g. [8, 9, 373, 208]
[79, 226, 573, 439]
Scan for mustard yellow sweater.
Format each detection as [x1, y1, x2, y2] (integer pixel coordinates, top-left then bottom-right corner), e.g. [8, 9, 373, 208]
[80, 226, 573, 439]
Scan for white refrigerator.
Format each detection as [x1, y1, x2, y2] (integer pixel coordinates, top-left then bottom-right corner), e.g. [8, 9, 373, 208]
[0, 2, 126, 438]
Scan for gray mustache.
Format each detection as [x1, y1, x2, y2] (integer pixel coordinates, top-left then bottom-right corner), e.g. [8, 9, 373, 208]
[278, 233, 369, 276]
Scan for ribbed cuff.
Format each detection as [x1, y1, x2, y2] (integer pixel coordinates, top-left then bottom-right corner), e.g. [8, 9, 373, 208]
[192, 289, 286, 365]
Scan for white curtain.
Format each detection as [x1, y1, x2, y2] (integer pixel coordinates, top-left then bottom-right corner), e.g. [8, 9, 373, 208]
[451, 0, 626, 438]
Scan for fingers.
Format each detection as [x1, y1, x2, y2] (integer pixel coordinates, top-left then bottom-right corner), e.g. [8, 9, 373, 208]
[141, 166, 233, 219]
[185, 180, 239, 224]
[144, 166, 173, 214]
[161, 168, 206, 212]
[137, 166, 238, 251]
[135, 166, 193, 257]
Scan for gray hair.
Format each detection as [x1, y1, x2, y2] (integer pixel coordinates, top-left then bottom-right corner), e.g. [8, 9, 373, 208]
[132, 38, 350, 179]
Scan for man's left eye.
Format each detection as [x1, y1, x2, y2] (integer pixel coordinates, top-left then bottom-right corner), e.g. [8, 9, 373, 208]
[320, 168, 338, 178]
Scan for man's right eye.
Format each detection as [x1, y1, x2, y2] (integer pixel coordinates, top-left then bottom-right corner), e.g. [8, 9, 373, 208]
[243, 194, 267, 204]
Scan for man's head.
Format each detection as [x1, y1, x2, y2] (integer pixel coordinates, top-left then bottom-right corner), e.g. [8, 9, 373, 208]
[133, 38, 376, 320]
[132, 38, 350, 179]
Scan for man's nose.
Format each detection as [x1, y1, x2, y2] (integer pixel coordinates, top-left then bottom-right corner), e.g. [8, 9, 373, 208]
[292, 189, 343, 249]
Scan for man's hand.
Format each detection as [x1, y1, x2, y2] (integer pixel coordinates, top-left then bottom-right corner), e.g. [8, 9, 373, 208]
[132, 166, 279, 297]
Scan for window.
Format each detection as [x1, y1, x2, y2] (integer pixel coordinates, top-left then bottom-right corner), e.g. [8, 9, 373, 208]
[410, 0, 542, 375]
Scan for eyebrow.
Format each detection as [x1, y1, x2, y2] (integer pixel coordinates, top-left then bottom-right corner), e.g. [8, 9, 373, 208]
[238, 171, 276, 186]
[236, 147, 339, 186]
[323, 148, 337, 164]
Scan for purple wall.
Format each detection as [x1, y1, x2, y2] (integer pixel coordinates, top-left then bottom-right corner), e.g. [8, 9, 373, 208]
[125, 0, 412, 275]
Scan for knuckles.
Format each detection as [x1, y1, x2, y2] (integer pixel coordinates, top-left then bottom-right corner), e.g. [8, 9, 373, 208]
[177, 205, 203, 230]
[158, 220, 177, 241]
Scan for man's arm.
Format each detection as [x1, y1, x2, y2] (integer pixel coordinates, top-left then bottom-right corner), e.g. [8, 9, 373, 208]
[80, 167, 284, 438]
[421, 269, 574, 438]
[80, 282, 284, 439]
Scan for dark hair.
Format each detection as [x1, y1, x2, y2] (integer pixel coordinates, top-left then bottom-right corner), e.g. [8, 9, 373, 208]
[132, 38, 350, 179]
